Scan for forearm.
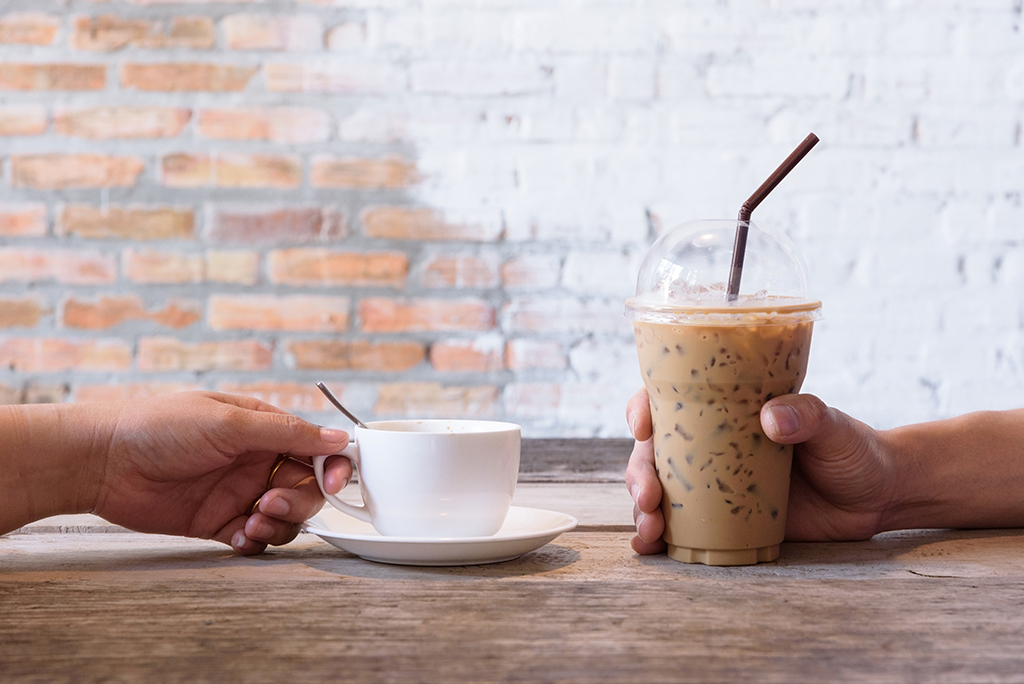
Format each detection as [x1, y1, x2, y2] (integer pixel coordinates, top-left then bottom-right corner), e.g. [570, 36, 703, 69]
[881, 409, 1024, 531]
[0, 403, 112, 535]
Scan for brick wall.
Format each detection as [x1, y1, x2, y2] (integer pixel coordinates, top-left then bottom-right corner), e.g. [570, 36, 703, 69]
[1, 1, 1022, 436]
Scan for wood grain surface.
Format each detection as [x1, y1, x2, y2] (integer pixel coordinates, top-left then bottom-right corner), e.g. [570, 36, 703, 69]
[4, 526, 1024, 683]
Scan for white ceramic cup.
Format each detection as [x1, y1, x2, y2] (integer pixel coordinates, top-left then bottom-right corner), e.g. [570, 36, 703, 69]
[312, 419, 521, 538]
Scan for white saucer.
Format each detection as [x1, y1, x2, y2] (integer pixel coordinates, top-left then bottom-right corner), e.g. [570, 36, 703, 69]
[302, 506, 578, 566]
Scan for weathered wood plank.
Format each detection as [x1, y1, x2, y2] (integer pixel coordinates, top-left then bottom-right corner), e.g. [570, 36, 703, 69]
[519, 438, 633, 482]
[2, 529, 1024, 683]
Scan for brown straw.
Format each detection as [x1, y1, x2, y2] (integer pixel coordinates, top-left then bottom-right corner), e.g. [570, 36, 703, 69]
[726, 132, 820, 301]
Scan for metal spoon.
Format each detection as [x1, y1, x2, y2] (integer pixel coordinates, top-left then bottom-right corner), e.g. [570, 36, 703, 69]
[316, 381, 369, 429]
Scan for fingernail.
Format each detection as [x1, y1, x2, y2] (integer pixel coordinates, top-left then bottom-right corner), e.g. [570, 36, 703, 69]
[628, 412, 637, 437]
[264, 496, 289, 517]
[232, 531, 248, 549]
[636, 511, 646, 533]
[630, 484, 640, 503]
[766, 404, 800, 437]
[251, 520, 273, 541]
[320, 427, 348, 442]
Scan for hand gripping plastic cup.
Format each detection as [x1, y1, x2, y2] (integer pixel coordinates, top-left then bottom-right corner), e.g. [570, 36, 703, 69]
[625, 219, 822, 566]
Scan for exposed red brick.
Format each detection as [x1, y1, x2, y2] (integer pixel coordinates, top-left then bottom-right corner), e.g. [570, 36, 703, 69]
[311, 155, 419, 189]
[430, 338, 504, 372]
[375, 383, 499, 418]
[287, 340, 425, 372]
[12, 154, 144, 189]
[505, 339, 567, 371]
[0, 63, 105, 90]
[0, 248, 116, 284]
[161, 153, 301, 188]
[121, 62, 257, 91]
[361, 207, 502, 241]
[215, 382, 331, 412]
[359, 298, 495, 333]
[501, 254, 562, 289]
[72, 15, 215, 50]
[76, 382, 201, 403]
[0, 204, 47, 237]
[421, 254, 499, 288]
[198, 107, 329, 143]
[63, 295, 201, 330]
[137, 338, 272, 372]
[0, 297, 48, 328]
[0, 105, 47, 135]
[0, 338, 131, 372]
[208, 206, 344, 243]
[54, 106, 190, 138]
[0, 13, 59, 45]
[59, 205, 194, 240]
[268, 249, 407, 287]
[223, 14, 323, 51]
[208, 294, 350, 332]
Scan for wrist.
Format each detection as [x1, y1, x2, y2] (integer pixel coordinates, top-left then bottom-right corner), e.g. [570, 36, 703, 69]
[0, 402, 114, 533]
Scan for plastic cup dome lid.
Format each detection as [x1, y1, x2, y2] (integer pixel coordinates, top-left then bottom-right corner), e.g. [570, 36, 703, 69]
[624, 219, 821, 325]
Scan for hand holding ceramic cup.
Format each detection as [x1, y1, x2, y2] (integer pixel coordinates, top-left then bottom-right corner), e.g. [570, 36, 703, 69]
[312, 420, 521, 538]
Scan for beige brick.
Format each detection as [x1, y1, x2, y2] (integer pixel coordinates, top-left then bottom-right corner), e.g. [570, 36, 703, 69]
[287, 340, 425, 372]
[72, 15, 215, 50]
[506, 339, 567, 371]
[359, 297, 496, 333]
[265, 62, 406, 93]
[123, 249, 259, 285]
[361, 207, 502, 241]
[430, 338, 504, 372]
[121, 62, 256, 91]
[503, 382, 560, 419]
[0, 105, 47, 135]
[311, 155, 419, 189]
[76, 382, 201, 403]
[269, 249, 407, 287]
[224, 14, 323, 51]
[54, 106, 190, 138]
[502, 297, 627, 335]
[0, 13, 59, 45]
[0, 248, 116, 284]
[0, 297, 48, 328]
[161, 153, 301, 188]
[0, 338, 131, 372]
[208, 206, 343, 243]
[12, 154, 143, 189]
[0, 204, 47, 237]
[375, 383, 499, 418]
[63, 295, 201, 330]
[59, 205, 194, 240]
[138, 338, 272, 372]
[198, 107, 329, 143]
[421, 254, 500, 288]
[0, 63, 105, 91]
[208, 294, 350, 332]
[215, 382, 331, 412]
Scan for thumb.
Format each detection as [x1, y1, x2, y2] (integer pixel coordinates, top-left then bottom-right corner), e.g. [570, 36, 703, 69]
[760, 394, 867, 463]
[223, 404, 349, 460]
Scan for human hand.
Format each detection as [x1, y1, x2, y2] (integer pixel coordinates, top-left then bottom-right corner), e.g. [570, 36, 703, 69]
[624, 387, 900, 553]
[91, 391, 354, 555]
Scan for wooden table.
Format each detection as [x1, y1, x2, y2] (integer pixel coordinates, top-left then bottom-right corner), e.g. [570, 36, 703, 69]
[3, 439, 1024, 683]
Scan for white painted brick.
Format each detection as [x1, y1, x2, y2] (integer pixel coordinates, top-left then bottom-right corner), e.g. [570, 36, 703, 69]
[569, 338, 640, 383]
[554, 58, 607, 99]
[326, 21, 369, 51]
[411, 61, 553, 96]
[562, 250, 640, 298]
[608, 57, 656, 101]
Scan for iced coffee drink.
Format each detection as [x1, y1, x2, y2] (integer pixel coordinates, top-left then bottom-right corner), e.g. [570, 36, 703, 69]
[633, 301, 816, 565]
[625, 218, 822, 565]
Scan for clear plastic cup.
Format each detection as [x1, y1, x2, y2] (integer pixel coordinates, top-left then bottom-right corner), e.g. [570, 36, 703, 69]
[625, 220, 821, 565]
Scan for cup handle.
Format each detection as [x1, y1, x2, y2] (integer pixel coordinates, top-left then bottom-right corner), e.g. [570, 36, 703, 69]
[312, 443, 372, 524]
